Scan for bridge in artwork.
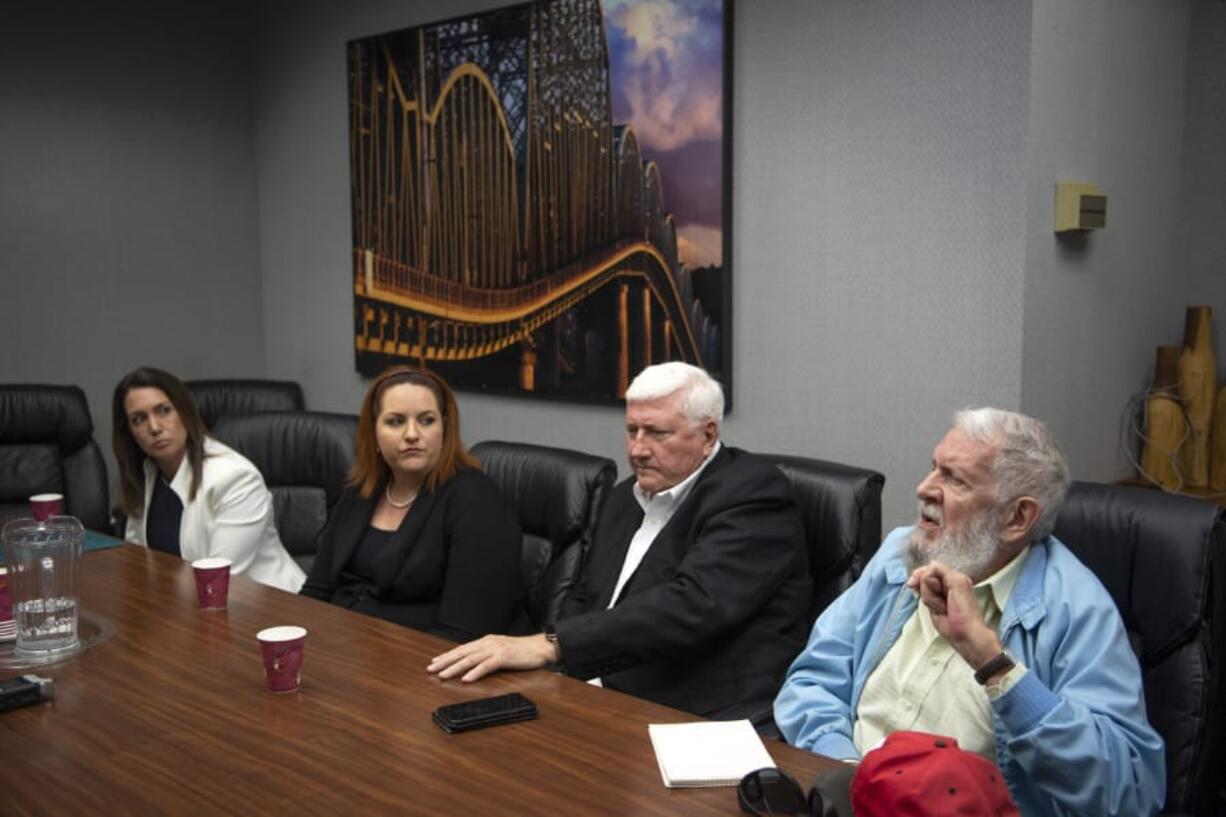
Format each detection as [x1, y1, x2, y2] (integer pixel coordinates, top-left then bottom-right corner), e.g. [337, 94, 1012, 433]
[349, 0, 721, 399]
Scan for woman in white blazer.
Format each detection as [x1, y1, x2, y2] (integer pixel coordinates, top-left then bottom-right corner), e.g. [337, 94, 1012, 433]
[112, 367, 305, 593]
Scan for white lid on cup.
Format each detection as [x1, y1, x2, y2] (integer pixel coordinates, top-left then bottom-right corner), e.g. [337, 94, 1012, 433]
[191, 557, 233, 570]
[29, 493, 64, 502]
[257, 625, 307, 642]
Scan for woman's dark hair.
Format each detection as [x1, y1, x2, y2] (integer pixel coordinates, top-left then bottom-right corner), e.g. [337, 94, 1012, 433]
[112, 367, 208, 518]
[350, 365, 478, 498]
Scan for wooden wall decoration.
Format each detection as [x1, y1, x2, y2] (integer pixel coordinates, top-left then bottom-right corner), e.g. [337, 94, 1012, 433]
[1177, 306, 1216, 488]
[1210, 387, 1226, 492]
[1141, 345, 1185, 492]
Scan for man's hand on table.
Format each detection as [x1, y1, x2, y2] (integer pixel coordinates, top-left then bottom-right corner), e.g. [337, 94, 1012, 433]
[428, 634, 559, 682]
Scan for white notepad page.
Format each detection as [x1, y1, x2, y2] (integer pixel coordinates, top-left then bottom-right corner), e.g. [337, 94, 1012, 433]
[647, 719, 776, 788]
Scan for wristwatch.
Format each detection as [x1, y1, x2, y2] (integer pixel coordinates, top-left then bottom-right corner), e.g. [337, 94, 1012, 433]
[544, 625, 561, 662]
[973, 651, 1016, 685]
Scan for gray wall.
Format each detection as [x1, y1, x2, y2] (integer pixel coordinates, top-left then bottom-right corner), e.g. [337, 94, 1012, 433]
[1020, 0, 1209, 481]
[0, 1, 266, 466]
[735, 0, 1031, 524]
[1182, 0, 1226, 334]
[3, 1, 1223, 529]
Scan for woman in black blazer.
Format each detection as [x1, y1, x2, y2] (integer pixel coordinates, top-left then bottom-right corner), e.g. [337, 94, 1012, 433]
[301, 366, 526, 641]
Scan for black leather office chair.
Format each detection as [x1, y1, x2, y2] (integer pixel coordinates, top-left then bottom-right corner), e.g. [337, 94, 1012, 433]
[758, 453, 885, 626]
[211, 411, 357, 573]
[1053, 481, 1226, 817]
[187, 379, 305, 429]
[471, 440, 617, 629]
[0, 385, 110, 533]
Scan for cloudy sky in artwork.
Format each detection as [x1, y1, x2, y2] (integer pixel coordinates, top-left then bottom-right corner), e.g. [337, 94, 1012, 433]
[603, 0, 723, 269]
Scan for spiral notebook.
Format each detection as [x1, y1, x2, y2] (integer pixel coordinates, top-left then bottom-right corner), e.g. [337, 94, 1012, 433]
[648, 719, 775, 788]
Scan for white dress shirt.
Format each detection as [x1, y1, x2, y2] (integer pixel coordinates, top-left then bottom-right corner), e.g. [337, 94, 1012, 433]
[589, 441, 721, 686]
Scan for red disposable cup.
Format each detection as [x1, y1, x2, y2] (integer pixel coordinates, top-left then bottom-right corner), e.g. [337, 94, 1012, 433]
[257, 626, 307, 693]
[29, 493, 65, 522]
[0, 567, 11, 623]
[191, 557, 232, 610]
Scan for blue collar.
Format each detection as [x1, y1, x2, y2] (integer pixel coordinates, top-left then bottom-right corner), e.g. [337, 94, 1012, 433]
[1001, 539, 1048, 632]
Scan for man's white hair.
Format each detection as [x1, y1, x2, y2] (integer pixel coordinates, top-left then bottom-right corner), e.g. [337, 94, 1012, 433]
[625, 362, 724, 429]
[954, 407, 1071, 541]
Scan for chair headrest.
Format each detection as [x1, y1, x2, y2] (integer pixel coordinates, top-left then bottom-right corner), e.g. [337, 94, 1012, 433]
[0, 385, 96, 451]
[187, 379, 305, 427]
[764, 453, 885, 584]
[211, 411, 357, 505]
[471, 440, 616, 547]
[1054, 481, 1224, 666]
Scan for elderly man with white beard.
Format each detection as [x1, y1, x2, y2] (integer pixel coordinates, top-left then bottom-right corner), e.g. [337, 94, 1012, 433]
[775, 408, 1165, 817]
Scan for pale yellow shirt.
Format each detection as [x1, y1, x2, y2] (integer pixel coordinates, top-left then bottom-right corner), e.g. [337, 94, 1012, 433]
[852, 546, 1030, 762]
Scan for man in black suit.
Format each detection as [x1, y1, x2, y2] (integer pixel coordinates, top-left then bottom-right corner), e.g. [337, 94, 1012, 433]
[429, 362, 811, 719]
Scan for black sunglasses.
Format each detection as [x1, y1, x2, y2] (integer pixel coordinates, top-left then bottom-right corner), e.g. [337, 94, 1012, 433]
[738, 767, 844, 817]
[738, 767, 814, 816]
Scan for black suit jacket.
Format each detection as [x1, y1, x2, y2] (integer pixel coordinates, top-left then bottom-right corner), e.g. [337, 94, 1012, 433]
[555, 445, 811, 719]
[301, 468, 527, 642]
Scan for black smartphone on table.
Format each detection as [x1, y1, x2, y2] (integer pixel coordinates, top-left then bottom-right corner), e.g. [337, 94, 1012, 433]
[432, 692, 538, 734]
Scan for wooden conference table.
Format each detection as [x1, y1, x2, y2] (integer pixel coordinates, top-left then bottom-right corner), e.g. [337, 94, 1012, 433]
[0, 546, 839, 815]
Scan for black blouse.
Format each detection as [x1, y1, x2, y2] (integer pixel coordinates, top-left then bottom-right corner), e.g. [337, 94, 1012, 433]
[145, 475, 183, 558]
[344, 526, 393, 583]
[300, 468, 528, 642]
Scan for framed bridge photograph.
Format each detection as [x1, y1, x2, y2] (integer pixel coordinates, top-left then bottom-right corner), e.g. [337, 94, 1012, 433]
[348, 0, 732, 406]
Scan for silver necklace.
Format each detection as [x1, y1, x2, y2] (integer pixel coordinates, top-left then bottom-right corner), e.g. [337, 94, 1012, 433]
[385, 482, 418, 509]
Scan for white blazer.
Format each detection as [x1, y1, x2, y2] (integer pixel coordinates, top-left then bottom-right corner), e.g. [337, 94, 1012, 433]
[126, 437, 306, 593]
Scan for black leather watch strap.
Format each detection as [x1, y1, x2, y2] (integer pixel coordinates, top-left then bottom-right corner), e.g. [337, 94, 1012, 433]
[974, 651, 1016, 685]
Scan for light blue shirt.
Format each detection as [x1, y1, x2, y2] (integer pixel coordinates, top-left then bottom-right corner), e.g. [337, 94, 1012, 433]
[775, 527, 1165, 817]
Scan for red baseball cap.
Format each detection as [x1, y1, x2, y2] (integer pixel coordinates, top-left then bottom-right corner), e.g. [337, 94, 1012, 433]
[852, 731, 1019, 817]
